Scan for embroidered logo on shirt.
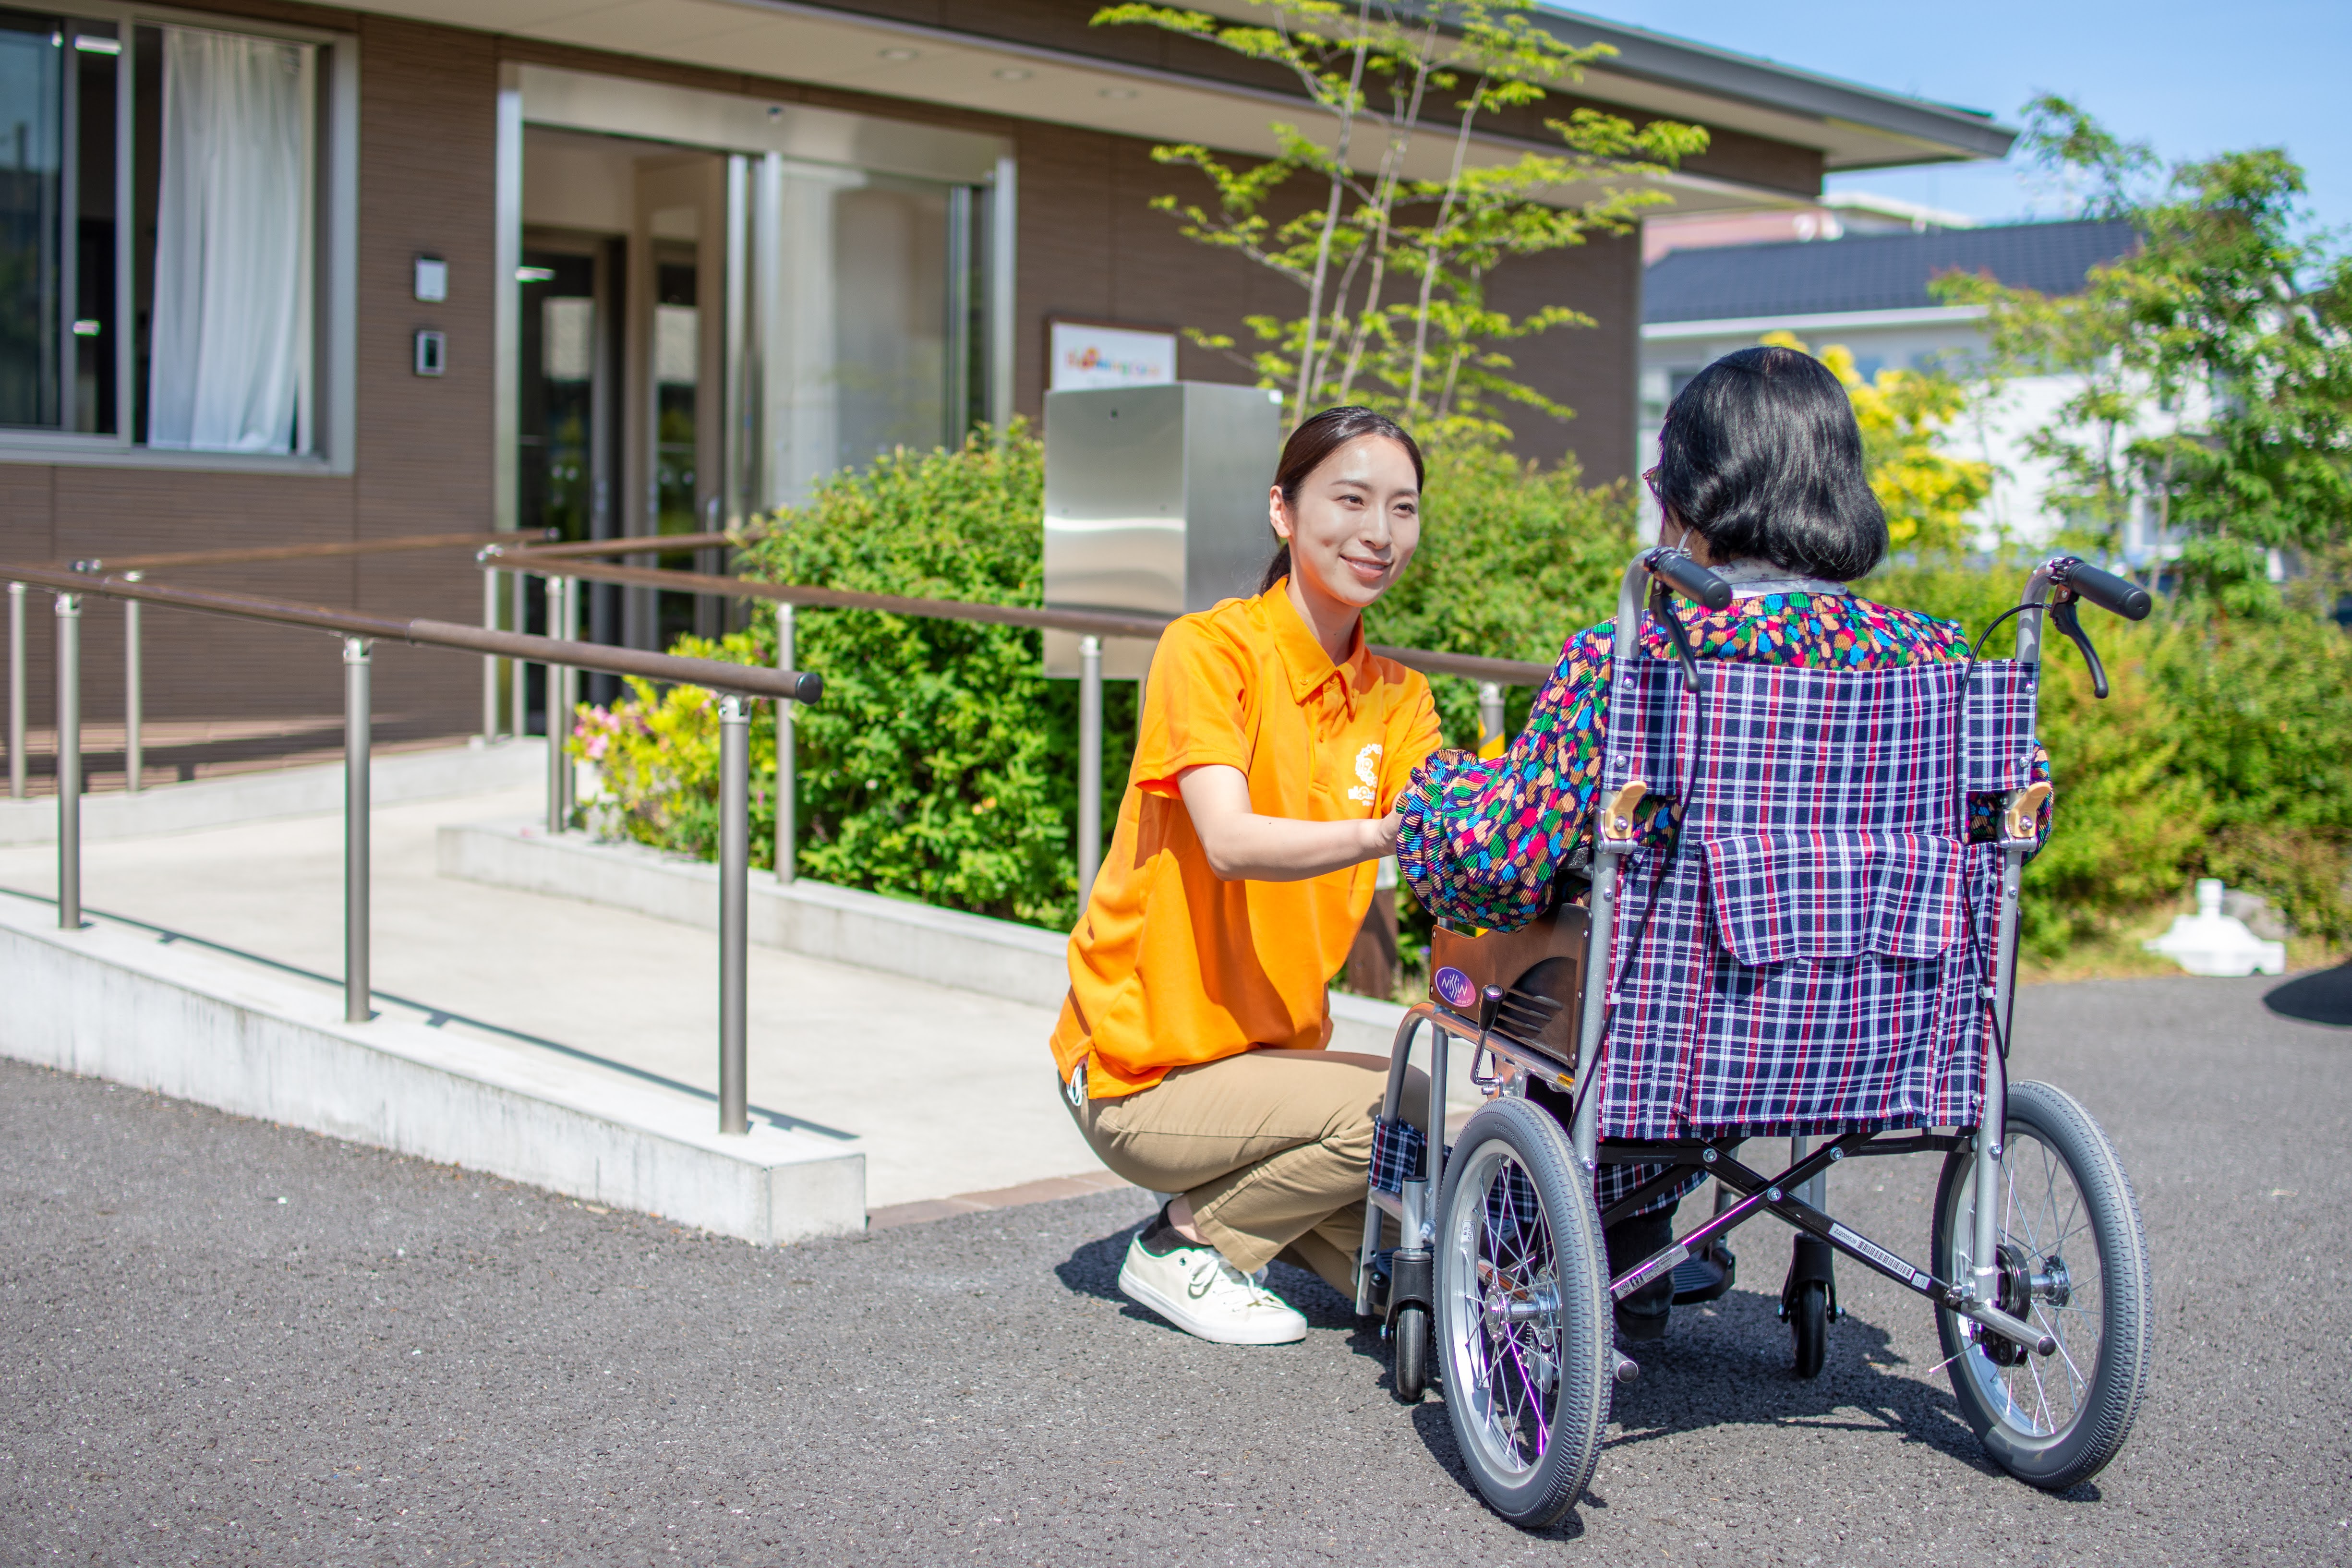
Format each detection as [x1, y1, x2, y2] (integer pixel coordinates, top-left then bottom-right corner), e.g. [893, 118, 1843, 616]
[1348, 742, 1383, 806]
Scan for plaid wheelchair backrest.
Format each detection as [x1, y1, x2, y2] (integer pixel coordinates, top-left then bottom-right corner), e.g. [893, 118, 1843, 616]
[1591, 658, 2039, 1143]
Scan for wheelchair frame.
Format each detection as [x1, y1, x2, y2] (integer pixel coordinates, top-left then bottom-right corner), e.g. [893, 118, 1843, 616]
[1353, 550, 2113, 1369]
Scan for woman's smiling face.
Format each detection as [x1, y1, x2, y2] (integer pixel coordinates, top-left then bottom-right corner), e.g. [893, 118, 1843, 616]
[1270, 433, 1422, 614]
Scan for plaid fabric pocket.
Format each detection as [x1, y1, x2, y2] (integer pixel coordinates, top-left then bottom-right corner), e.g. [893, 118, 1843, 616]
[1370, 1117, 1425, 1193]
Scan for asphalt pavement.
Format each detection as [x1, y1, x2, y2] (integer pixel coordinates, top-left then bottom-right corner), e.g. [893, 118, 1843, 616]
[4, 970, 2348, 1566]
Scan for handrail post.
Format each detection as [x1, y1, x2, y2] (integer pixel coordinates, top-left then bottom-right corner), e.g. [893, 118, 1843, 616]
[773, 603, 795, 883]
[1478, 681, 1504, 753]
[344, 636, 372, 1024]
[481, 567, 500, 742]
[1077, 633, 1102, 901]
[545, 576, 568, 834]
[559, 574, 577, 823]
[122, 572, 143, 793]
[510, 569, 528, 746]
[55, 592, 81, 929]
[717, 692, 750, 1135]
[7, 581, 24, 800]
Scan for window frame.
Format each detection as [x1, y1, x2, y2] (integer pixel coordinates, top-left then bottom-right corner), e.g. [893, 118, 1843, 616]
[0, 0, 356, 473]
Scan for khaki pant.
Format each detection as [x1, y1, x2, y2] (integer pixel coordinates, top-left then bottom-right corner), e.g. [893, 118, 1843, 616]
[1065, 1048, 1429, 1299]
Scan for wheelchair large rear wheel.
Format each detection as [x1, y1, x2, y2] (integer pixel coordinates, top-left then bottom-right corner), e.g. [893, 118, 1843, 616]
[1433, 1098, 1613, 1529]
[1931, 1081, 2152, 1491]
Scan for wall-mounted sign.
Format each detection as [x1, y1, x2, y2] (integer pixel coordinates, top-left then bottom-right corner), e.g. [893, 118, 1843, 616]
[1049, 319, 1177, 391]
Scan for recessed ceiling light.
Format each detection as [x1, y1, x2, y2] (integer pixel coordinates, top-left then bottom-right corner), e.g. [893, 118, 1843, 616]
[878, 46, 917, 60]
[993, 66, 1032, 81]
[1099, 86, 1136, 100]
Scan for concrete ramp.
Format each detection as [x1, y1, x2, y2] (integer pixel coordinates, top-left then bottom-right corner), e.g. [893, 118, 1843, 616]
[0, 894, 864, 1244]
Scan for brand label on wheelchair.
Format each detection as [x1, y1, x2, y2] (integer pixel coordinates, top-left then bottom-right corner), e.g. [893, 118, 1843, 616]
[1830, 1222, 1931, 1289]
[1433, 967, 1476, 1010]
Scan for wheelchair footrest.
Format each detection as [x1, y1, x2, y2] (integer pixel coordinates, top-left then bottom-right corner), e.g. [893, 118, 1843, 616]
[1670, 1239, 1737, 1306]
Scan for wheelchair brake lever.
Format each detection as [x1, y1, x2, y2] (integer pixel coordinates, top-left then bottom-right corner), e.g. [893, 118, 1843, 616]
[2050, 598, 2110, 700]
[1650, 581, 1708, 694]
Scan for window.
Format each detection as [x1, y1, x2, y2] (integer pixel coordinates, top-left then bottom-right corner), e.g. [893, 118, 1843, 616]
[0, 5, 348, 463]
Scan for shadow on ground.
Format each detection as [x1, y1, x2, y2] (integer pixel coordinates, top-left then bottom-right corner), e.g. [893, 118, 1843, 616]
[2265, 963, 2352, 1027]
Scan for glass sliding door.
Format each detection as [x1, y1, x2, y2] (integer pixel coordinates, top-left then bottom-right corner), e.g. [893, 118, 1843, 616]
[746, 157, 988, 514]
[507, 68, 1013, 667]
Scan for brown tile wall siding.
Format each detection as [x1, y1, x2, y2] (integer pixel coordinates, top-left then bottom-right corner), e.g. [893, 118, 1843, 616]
[3, 11, 497, 761]
[2, 5, 1777, 756]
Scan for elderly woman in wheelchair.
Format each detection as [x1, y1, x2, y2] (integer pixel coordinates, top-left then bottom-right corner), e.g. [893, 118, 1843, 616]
[1363, 345, 2157, 1526]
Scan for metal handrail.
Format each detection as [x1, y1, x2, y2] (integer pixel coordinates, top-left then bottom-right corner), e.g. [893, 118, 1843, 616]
[66, 528, 557, 572]
[483, 547, 1548, 896]
[506, 530, 748, 561]
[478, 551, 1555, 687]
[2, 563, 820, 702]
[1, 562, 820, 1141]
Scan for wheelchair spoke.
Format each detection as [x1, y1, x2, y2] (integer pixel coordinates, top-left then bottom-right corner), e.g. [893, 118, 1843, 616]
[1449, 1147, 1563, 1475]
[1957, 1129, 2104, 1439]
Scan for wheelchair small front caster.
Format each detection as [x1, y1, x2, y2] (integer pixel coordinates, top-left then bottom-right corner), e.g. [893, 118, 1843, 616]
[1392, 1304, 1430, 1403]
[1782, 1232, 1837, 1379]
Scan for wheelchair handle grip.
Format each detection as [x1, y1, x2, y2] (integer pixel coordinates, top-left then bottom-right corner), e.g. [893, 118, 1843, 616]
[2054, 559, 2152, 621]
[1645, 548, 1733, 612]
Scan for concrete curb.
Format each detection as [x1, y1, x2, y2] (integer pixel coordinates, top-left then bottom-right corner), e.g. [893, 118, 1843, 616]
[0, 898, 866, 1246]
[438, 820, 1075, 1009]
[435, 819, 1414, 1053]
[0, 739, 548, 844]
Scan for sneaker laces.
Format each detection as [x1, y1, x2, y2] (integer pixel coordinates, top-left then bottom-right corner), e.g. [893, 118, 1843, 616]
[1185, 1251, 1283, 1308]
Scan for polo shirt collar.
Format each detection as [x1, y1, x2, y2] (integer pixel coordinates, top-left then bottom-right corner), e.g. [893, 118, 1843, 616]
[1261, 578, 1370, 711]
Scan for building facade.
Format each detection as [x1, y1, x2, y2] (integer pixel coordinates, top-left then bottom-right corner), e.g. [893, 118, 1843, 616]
[1, 0, 2010, 776]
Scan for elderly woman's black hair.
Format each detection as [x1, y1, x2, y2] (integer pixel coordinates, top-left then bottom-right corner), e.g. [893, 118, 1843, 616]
[1651, 345, 1888, 582]
[1260, 405, 1426, 593]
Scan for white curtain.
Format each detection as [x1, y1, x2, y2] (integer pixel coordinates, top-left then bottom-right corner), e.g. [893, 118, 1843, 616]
[148, 28, 314, 453]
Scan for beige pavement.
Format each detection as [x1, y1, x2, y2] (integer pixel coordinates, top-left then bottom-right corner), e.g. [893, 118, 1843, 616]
[0, 784, 1092, 1209]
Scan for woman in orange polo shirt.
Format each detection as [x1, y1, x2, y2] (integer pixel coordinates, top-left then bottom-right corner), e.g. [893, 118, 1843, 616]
[1052, 406, 1443, 1347]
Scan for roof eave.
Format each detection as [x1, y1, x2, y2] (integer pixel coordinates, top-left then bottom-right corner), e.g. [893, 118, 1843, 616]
[1530, 7, 2018, 164]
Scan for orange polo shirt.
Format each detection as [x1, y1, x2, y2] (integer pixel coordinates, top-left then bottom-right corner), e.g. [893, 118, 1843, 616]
[1050, 581, 1443, 1099]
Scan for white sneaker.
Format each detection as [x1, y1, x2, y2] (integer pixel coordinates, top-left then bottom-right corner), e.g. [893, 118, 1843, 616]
[1117, 1232, 1308, 1346]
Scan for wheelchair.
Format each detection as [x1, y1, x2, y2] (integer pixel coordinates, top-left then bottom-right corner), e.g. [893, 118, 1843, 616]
[1356, 548, 2158, 1527]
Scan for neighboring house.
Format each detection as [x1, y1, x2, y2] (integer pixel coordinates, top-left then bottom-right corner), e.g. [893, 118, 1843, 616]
[1638, 218, 2142, 553]
[0, 0, 2012, 766]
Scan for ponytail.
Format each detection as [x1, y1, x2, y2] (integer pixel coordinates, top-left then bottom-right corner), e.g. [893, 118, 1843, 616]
[1257, 541, 1292, 594]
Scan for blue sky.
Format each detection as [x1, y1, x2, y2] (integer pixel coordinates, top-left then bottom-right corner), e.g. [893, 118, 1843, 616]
[1568, 0, 2350, 238]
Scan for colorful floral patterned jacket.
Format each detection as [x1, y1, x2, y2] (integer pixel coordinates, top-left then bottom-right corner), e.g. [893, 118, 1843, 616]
[1395, 589, 2054, 934]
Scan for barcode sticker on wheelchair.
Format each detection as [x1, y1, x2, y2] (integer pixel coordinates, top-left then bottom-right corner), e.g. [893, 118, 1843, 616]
[1370, 1118, 1425, 1193]
[1830, 1221, 1930, 1288]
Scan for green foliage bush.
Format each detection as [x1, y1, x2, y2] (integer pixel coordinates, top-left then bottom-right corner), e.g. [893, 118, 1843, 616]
[1869, 562, 2352, 954]
[573, 426, 1133, 932]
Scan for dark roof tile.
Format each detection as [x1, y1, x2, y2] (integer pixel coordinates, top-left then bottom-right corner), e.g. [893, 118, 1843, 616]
[1642, 218, 2138, 323]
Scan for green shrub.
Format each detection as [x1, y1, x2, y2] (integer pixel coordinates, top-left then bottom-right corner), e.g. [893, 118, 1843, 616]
[570, 426, 1131, 931]
[1868, 560, 2352, 953]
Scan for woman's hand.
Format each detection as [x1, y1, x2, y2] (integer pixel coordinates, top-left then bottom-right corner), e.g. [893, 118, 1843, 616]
[1177, 764, 1398, 883]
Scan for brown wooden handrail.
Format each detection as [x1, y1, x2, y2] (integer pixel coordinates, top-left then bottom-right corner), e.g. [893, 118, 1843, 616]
[479, 550, 1555, 688]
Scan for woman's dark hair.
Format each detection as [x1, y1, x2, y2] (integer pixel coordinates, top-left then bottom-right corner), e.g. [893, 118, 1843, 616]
[1651, 345, 1887, 581]
[1259, 405, 1426, 593]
